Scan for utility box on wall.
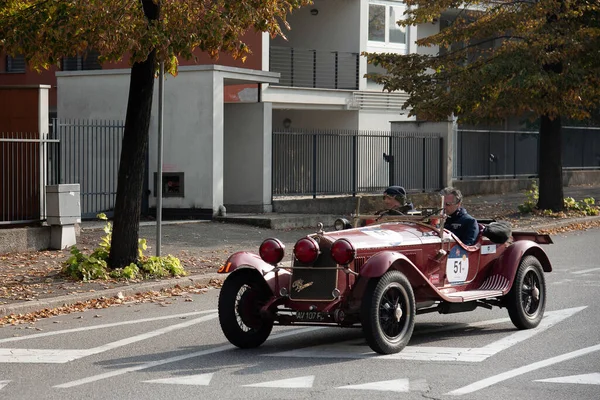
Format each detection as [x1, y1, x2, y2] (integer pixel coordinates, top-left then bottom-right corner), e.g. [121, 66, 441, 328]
[46, 184, 81, 249]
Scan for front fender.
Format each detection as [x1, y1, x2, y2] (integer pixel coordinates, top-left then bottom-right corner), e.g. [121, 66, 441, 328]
[359, 251, 440, 299]
[219, 251, 291, 295]
[494, 241, 553, 287]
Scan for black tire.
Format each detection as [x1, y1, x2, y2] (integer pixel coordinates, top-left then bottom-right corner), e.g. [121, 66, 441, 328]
[218, 269, 274, 348]
[361, 270, 416, 354]
[505, 255, 546, 329]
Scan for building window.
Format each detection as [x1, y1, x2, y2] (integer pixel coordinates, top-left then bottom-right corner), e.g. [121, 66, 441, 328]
[62, 49, 101, 71]
[6, 54, 25, 73]
[368, 1, 407, 49]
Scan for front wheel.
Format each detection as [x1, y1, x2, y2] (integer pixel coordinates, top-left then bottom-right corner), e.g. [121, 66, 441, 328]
[218, 269, 274, 348]
[361, 270, 416, 354]
[505, 255, 546, 329]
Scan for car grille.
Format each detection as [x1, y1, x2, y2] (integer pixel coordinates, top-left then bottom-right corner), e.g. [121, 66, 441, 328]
[289, 240, 338, 301]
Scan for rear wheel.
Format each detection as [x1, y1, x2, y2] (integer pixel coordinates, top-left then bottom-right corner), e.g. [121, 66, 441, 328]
[505, 255, 546, 329]
[218, 270, 274, 348]
[361, 270, 415, 354]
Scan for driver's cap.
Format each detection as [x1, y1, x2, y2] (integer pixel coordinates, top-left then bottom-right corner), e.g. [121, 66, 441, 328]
[384, 186, 407, 203]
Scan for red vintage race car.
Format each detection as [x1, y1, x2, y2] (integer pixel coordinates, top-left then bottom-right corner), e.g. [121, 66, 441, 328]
[217, 200, 552, 355]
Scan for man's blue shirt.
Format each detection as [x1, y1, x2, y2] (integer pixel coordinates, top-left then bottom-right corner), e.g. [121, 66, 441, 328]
[444, 207, 478, 245]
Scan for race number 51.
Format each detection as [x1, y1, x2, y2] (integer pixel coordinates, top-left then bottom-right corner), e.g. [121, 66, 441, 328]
[446, 246, 469, 284]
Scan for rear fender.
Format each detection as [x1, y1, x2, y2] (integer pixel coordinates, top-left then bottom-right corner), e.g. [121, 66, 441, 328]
[359, 251, 440, 299]
[219, 251, 291, 295]
[494, 241, 552, 289]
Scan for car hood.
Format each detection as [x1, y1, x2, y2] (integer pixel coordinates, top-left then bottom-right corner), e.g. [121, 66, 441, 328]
[319, 221, 441, 250]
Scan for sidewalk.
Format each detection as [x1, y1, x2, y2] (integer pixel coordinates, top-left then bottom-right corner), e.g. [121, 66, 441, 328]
[2, 185, 600, 320]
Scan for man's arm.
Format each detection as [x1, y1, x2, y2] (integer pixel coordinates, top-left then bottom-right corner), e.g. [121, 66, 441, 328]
[462, 217, 479, 245]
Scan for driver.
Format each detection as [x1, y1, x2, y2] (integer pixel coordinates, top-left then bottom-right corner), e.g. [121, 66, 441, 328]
[378, 186, 414, 216]
[440, 187, 479, 245]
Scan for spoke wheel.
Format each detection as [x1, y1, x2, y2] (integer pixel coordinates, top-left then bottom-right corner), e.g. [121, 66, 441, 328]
[506, 255, 546, 329]
[218, 269, 274, 348]
[361, 270, 415, 354]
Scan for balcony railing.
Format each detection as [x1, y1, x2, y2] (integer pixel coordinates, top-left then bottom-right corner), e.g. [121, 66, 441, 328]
[270, 46, 359, 90]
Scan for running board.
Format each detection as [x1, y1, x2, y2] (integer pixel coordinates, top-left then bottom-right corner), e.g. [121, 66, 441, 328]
[444, 289, 504, 302]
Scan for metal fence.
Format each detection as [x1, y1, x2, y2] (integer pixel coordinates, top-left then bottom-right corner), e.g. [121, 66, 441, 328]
[272, 129, 443, 197]
[49, 119, 124, 219]
[0, 132, 59, 225]
[563, 126, 600, 169]
[454, 126, 600, 180]
[269, 46, 360, 90]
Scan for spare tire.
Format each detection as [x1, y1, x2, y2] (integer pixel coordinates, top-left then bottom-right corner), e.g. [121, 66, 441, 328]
[483, 221, 512, 244]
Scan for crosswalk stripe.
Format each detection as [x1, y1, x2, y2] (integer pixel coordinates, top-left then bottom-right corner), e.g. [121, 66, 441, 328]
[535, 373, 600, 385]
[243, 376, 314, 388]
[338, 378, 410, 392]
[143, 373, 214, 386]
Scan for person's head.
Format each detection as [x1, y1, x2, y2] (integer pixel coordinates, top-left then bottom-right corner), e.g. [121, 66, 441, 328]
[440, 187, 463, 215]
[383, 186, 407, 209]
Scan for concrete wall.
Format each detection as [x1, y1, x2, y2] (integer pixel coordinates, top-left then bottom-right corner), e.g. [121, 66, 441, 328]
[224, 102, 272, 212]
[0, 226, 51, 253]
[152, 68, 224, 213]
[359, 111, 413, 131]
[416, 21, 439, 56]
[57, 68, 224, 214]
[272, 109, 359, 130]
[271, 0, 361, 53]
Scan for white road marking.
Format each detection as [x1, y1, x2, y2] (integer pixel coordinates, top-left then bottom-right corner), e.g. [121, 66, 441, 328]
[0, 309, 218, 344]
[0, 313, 218, 363]
[535, 373, 600, 385]
[0, 380, 10, 390]
[0, 348, 90, 363]
[446, 344, 600, 396]
[243, 376, 314, 388]
[143, 373, 214, 386]
[267, 307, 586, 362]
[338, 378, 410, 392]
[572, 267, 600, 275]
[54, 326, 324, 388]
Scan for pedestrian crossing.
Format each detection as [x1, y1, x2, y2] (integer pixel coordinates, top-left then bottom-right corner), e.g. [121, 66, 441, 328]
[143, 374, 428, 392]
[2, 372, 600, 394]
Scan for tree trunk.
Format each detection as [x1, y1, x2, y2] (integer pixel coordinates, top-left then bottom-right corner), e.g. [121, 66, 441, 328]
[108, 0, 159, 269]
[537, 114, 564, 211]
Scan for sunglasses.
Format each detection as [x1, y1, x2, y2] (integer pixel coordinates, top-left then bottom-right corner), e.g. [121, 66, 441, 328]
[445, 201, 459, 206]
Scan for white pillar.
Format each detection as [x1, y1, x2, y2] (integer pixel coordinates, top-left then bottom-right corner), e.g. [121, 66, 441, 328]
[211, 71, 225, 215]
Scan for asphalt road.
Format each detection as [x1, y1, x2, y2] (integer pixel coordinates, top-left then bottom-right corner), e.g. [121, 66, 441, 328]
[1, 228, 600, 400]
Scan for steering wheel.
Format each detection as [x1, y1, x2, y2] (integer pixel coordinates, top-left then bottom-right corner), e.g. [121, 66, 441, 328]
[375, 209, 405, 220]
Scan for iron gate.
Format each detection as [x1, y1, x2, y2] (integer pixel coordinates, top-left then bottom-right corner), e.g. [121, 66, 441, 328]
[49, 119, 124, 219]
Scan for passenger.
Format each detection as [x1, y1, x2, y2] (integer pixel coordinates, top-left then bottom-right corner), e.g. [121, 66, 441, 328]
[440, 187, 479, 245]
[379, 186, 414, 216]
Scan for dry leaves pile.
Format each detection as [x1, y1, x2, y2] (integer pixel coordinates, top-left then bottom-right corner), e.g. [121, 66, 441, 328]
[0, 280, 223, 327]
[538, 219, 600, 235]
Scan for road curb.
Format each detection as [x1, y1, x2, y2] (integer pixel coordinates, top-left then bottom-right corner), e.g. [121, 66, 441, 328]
[0, 273, 222, 318]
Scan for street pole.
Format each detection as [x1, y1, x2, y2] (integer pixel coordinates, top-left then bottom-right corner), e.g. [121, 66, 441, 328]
[156, 61, 164, 256]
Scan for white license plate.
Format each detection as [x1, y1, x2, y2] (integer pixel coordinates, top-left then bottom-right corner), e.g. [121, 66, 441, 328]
[296, 311, 327, 321]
